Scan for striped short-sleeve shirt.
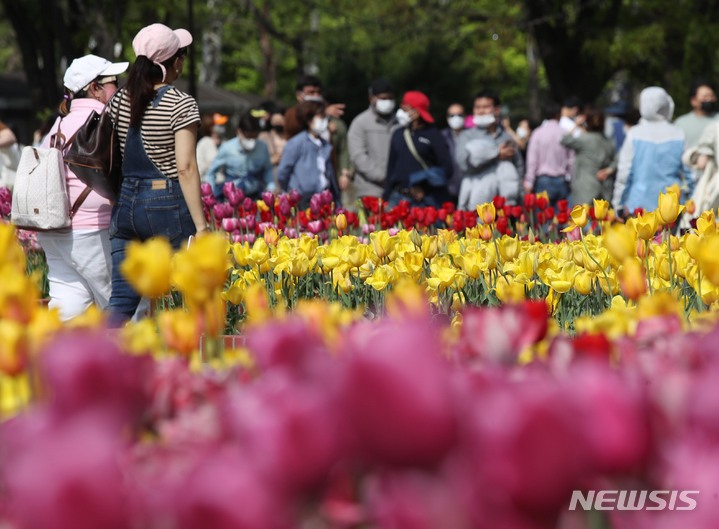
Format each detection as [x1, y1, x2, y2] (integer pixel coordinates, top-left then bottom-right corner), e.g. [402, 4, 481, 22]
[108, 86, 200, 179]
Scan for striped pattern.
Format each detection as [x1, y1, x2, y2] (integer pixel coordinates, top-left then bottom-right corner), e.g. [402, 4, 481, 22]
[108, 87, 200, 179]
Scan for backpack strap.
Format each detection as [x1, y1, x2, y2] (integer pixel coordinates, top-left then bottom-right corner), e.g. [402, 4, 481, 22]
[69, 186, 92, 219]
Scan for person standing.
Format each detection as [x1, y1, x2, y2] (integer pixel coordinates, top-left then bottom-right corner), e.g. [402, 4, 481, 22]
[277, 101, 341, 209]
[613, 87, 685, 214]
[107, 23, 207, 325]
[674, 79, 718, 149]
[347, 78, 398, 200]
[455, 89, 524, 208]
[37, 54, 129, 321]
[205, 111, 273, 199]
[383, 91, 453, 207]
[196, 113, 227, 182]
[561, 109, 616, 205]
[442, 102, 465, 202]
[524, 102, 573, 207]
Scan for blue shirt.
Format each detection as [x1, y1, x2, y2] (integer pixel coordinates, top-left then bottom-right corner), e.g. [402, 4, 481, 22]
[205, 137, 273, 197]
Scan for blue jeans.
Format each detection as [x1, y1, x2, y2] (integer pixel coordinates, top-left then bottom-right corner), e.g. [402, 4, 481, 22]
[533, 175, 569, 208]
[108, 104, 196, 326]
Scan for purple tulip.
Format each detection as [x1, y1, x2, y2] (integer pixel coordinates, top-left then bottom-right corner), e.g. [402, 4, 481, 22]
[320, 189, 333, 206]
[278, 194, 292, 217]
[288, 189, 301, 206]
[201, 194, 217, 209]
[242, 197, 254, 211]
[262, 191, 275, 209]
[309, 194, 323, 216]
[200, 182, 213, 197]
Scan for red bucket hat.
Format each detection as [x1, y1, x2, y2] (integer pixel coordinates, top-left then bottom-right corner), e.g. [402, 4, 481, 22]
[402, 91, 434, 124]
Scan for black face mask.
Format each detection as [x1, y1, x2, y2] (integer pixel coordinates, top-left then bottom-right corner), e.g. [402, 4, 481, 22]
[272, 125, 284, 133]
[701, 101, 717, 113]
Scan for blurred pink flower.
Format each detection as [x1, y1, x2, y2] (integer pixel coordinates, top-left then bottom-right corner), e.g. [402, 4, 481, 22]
[338, 319, 457, 466]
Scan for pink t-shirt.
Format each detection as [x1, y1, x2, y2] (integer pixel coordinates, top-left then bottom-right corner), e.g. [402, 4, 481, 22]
[42, 98, 112, 230]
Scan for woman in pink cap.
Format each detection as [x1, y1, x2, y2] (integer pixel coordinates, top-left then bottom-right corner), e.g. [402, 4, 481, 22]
[37, 54, 129, 321]
[106, 23, 207, 326]
[383, 90, 453, 208]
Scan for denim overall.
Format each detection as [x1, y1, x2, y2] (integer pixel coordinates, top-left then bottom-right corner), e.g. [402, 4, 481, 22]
[108, 86, 196, 324]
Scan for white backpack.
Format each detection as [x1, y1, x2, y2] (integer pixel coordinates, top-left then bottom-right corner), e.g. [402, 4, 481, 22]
[11, 119, 89, 231]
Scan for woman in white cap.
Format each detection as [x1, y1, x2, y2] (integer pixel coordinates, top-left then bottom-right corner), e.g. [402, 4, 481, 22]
[106, 23, 207, 326]
[37, 54, 128, 321]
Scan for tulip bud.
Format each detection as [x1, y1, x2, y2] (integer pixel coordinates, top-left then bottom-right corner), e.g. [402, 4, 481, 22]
[335, 213, 347, 232]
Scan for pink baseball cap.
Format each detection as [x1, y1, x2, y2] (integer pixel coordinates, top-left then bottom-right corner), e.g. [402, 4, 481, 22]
[132, 23, 193, 81]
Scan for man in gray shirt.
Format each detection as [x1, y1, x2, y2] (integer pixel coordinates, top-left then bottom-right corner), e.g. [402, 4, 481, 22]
[455, 89, 524, 209]
[674, 78, 718, 149]
[347, 78, 399, 199]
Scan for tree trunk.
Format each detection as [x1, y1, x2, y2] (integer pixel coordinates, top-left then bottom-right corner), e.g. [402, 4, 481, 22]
[524, 0, 623, 104]
[200, 0, 223, 87]
[526, 32, 540, 121]
[259, 0, 277, 99]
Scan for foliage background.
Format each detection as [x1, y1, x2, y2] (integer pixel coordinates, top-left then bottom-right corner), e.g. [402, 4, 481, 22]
[1, 0, 719, 130]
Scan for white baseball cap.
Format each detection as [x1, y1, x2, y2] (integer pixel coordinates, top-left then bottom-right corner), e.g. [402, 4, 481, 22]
[63, 54, 129, 94]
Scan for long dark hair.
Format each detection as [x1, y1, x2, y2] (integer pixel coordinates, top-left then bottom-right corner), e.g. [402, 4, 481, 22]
[125, 48, 186, 127]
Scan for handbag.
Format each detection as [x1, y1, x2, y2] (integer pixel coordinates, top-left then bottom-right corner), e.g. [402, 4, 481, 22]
[11, 119, 91, 231]
[403, 128, 447, 188]
[64, 96, 122, 200]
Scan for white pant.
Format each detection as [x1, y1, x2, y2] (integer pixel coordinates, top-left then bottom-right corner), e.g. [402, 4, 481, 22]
[37, 230, 150, 322]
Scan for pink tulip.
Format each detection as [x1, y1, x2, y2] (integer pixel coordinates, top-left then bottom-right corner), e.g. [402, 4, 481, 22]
[200, 182, 213, 196]
[176, 446, 291, 529]
[221, 217, 240, 232]
[262, 191, 275, 209]
[40, 331, 151, 428]
[338, 319, 457, 466]
[2, 411, 131, 529]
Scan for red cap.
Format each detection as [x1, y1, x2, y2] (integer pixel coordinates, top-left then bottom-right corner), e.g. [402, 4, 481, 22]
[402, 91, 434, 124]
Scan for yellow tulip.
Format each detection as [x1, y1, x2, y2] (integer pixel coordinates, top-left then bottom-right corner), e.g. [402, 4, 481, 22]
[593, 198, 609, 221]
[495, 276, 526, 303]
[370, 231, 393, 260]
[120, 237, 173, 298]
[120, 319, 163, 356]
[498, 235, 520, 262]
[331, 269, 354, 294]
[696, 210, 717, 236]
[365, 264, 396, 291]
[574, 270, 595, 295]
[157, 309, 199, 357]
[603, 223, 637, 263]
[386, 278, 429, 320]
[172, 233, 230, 309]
[263, 227, 279, 246]
[570, 204, 589, 228]
[697, 234, 719, 286]
[476, 202, 496, 225]
[685, 232, 701, 260]
[0, 320, 27, 377]
[335, 213, 347, 231]
[632, 211, 659, 240]
[421, 236, 439, 259]
[618, 258, 647, 301]
[656, 191, 684, 225]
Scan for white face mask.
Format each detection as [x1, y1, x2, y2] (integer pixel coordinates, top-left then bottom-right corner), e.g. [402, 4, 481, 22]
[396, 108, 412, 127]
[240, 138, 256, 151]
[375, 98, 396, 115]
[311, 117, 329, 135]
[517, 127, 529, 139]
[473, 114, 496, 128]
[303, 95, 324, 103]
[448, 115, 465, 130]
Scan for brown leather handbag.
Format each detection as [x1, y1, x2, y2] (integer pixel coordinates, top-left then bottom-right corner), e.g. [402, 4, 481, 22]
[64, 97, 123, 200]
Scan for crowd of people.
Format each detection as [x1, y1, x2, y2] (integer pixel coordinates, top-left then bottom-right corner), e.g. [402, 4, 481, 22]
[197, 75, 719, 221]
[4, 23, 719, 324]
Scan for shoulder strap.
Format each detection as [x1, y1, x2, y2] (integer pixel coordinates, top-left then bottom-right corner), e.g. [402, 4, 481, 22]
[69, 186, 93, 219]
[403, 128, 429, 170]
